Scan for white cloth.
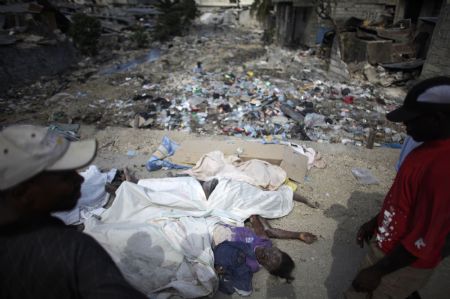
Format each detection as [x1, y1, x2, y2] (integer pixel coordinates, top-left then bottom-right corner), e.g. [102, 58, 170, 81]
[396, 136, 422, 171]
[84, 177, 293, 298]
[183, 151, 287, 190]
[53, 165, 116, 224]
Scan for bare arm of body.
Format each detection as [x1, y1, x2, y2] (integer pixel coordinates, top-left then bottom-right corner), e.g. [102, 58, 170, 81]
[250, 215, 317, 244]
[293, 192, 320, 209]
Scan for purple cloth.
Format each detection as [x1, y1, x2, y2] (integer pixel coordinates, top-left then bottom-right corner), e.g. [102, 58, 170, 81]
[229, 226, 272, 272]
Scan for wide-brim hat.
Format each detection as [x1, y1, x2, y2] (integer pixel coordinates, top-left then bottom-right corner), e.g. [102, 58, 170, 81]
[0, 125, 97, 190]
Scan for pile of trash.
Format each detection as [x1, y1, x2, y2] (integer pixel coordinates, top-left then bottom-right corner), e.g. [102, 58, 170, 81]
[128, 65, 406, 146]
[1, 23, 408, 147]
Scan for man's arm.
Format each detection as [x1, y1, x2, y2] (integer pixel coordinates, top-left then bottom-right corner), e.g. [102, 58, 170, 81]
[372, 244, 417, 275]
[356, 213, 379, 248]
[352, 244, 417, 292]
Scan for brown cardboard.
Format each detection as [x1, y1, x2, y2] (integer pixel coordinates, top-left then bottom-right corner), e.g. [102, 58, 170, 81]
[280, 146, 308, 183]
[171, 139, 308, 182]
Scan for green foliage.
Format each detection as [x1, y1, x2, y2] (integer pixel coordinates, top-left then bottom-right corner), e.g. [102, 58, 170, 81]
[154, 0, 198, 41]
[250, 0, 272, 23]
[69, 13, 101, 56]
[132, 26, 149, 48]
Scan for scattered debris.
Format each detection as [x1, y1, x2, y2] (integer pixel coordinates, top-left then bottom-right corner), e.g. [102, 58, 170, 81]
[146, 136, 190, 171]
[1, 10, 410, 146]
[48, 123, 80, 141]
[351, 167, 379, 185]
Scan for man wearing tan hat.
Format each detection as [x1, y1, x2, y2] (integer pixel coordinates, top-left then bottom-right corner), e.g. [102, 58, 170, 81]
[346, 76, 450, 299]
[0, 125, 147, 299]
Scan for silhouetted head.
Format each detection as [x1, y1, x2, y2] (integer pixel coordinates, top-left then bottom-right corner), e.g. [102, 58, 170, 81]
[386, 76, 450, 142]
[0, 125, 96, 223]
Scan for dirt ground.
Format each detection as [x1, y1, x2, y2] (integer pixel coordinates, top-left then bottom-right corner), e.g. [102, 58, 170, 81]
[80, 125, 450, 299]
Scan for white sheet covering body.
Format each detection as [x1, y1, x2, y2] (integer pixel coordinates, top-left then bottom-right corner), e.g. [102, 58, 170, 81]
[53, 165, 116, 224]
[84, 177, 293, 298]
[183, 151, 287, 191]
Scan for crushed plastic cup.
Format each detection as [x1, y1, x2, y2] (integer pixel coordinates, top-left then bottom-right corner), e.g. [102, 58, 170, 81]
[351, 168, 379, 185]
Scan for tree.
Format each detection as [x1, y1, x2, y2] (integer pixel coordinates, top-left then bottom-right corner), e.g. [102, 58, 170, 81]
[250, 0, 272, 23]
[153, 0, 198, 41]
[69, 13, 101, 56]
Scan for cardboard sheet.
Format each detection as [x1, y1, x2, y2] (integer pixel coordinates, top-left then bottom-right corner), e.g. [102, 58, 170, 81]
[171, 139, 308, 182]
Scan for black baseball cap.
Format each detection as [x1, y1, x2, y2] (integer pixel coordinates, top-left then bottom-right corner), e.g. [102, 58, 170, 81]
[386, 76, 450, 122]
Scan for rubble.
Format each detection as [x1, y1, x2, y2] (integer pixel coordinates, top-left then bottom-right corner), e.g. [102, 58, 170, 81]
[1, 12, 410, 147]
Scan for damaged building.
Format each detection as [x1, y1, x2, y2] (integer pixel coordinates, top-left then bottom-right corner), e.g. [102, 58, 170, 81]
[273, 0, 450, 79]
[0, 0, 162, 93]
[0, 1, 77, 92]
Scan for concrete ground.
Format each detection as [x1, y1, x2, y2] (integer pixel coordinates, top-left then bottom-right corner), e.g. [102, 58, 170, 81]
[81, 125, 450, 299]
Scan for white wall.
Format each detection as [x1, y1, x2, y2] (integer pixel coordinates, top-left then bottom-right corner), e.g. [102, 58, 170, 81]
[195, 0, 254, 8]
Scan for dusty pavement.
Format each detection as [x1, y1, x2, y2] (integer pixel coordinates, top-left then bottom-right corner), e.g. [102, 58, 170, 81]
[81, 125, 450, 299]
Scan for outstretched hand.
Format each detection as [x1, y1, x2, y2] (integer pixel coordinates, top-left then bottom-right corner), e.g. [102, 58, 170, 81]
[299, 232, 318, 244]
[356, 218, 377, 248]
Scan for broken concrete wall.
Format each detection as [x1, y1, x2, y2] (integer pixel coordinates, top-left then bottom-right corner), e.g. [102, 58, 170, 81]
[292, 5, 317, 47]
[195, 0, 254, 7]
[275, 3, 295, 46]
[395, 0, 444, 23]
[331, 0, 396, 21]
[421, 0, 450, 78]
[274, 2, 317, 47]
[328, 35, 350, 82]
[273, 0, 396, 48]
[196, 7, 262, 29]
[339, 32, 415, 65]
[237, 8, 261, 28]
[0, 41, 78, 94]
[72, 0, 156, 5]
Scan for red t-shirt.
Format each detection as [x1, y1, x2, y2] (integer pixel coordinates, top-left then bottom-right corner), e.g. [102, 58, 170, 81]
[376, 138, 450, 268]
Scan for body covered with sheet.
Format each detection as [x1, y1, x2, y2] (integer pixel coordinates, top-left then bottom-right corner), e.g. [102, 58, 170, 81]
[84, 177, 293, 298]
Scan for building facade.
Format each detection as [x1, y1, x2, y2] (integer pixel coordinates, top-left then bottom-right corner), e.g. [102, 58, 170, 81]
[273, 0, 450, 78]
[421, 0, 450, 78]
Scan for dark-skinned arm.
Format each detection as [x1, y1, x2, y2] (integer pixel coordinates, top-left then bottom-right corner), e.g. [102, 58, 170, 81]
[250, 215, 317, 244]
[249, 215, 269, 238]
[352, 243, 417, 292]
[356, 213, 379, 248]
[293, 192, 320, 209]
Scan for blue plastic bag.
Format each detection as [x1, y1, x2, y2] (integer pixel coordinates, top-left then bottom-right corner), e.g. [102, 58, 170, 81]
[145, 136, 191, 171]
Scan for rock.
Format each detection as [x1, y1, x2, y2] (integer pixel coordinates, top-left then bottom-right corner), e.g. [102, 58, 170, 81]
[198, 12, 224, 25]
[271, 115, 289, 126]
[304, 113, 328, 128]
[364, 64, 379, 85]
[341, 88, 351, 96]
[45, 92, 75, 105]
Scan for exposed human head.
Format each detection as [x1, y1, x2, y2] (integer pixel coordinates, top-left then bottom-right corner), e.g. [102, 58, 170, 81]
[0, 125, 97, 219]
[386, 76, 450, 142]
[255, 246, 295, 282]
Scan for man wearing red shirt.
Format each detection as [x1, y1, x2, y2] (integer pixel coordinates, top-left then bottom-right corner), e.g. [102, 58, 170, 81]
[345, 76, 450, 299]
